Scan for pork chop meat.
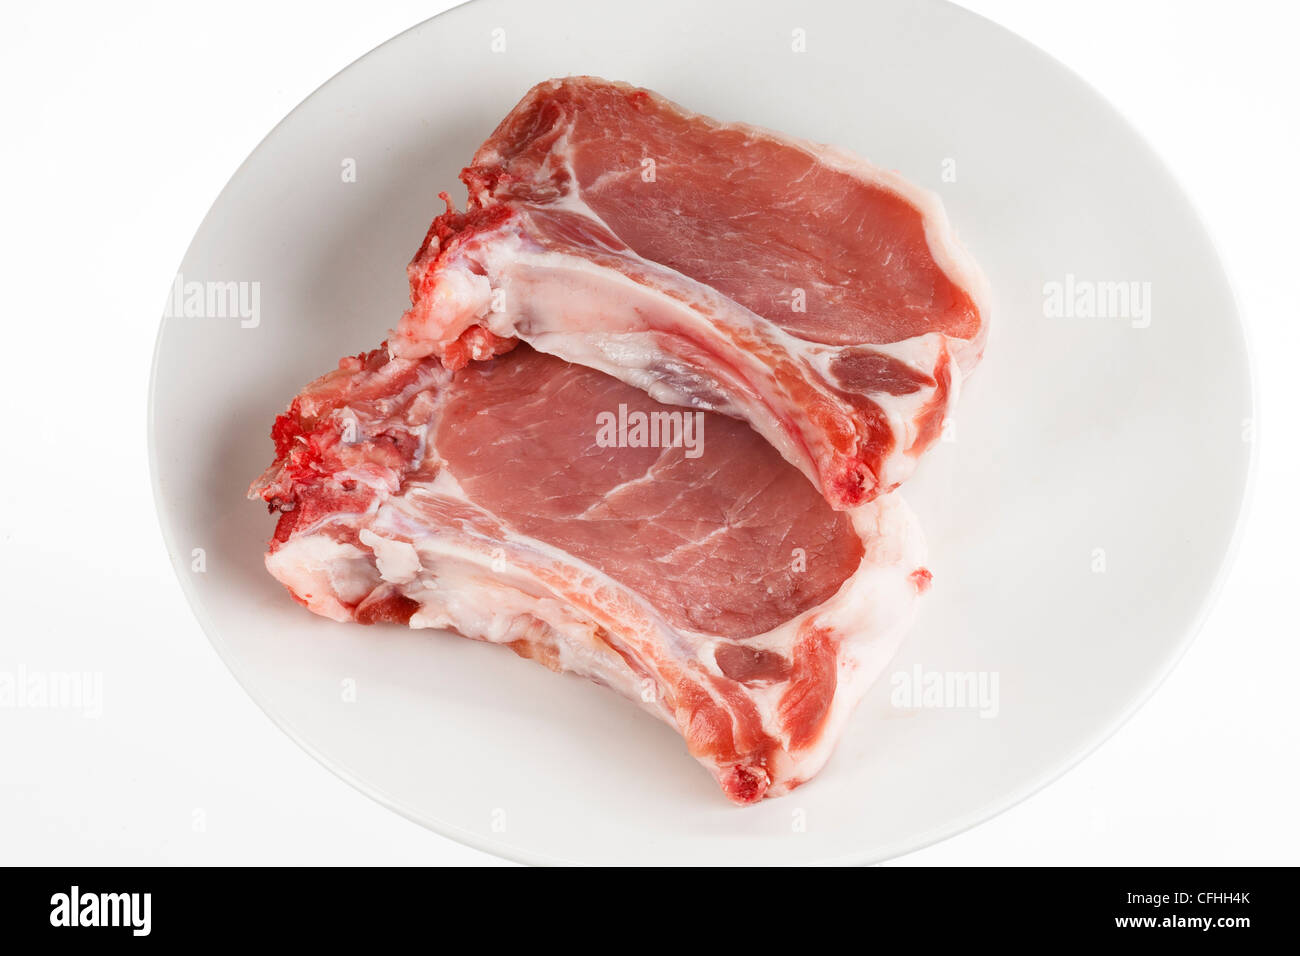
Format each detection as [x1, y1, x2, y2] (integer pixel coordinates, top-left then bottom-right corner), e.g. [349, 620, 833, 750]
[250, 345, 929, 802]
[391, 76, 990, 509]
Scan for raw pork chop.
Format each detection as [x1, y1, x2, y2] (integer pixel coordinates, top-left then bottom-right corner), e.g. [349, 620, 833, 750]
[250, 345, 929, 802]
[392, 76, 990, 509]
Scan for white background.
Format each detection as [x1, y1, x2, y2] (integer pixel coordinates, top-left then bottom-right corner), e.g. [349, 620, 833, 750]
[1, 0, 1294, 865]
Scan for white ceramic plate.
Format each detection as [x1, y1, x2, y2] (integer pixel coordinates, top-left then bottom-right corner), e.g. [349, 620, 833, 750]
[149, 0, 1253, 865]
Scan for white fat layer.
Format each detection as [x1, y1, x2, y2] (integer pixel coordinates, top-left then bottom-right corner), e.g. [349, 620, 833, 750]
[490, 241, 959, 494]
[265, 536, 379, 623]
[359, 528, 421, 584]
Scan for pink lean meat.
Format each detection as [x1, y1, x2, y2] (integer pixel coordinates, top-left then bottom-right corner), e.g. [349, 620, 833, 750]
[392, 76, 990, 509]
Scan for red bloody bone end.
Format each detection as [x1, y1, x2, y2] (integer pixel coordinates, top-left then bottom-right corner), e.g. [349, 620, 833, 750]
[721, 764, 771, 805]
